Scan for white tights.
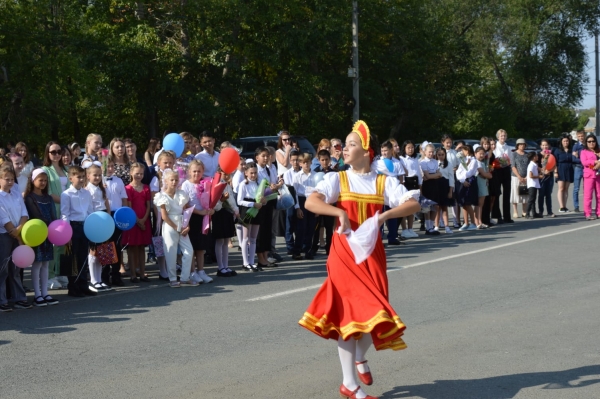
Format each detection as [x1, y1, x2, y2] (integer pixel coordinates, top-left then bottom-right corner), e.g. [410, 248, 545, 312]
[88, 255, 102, 284]
[31, 261, 49, 298]
[338, 335, 373, 399]
[215, 238, 230, 270]
[235, 224, 243, 250]
[241, 225, 259, 266]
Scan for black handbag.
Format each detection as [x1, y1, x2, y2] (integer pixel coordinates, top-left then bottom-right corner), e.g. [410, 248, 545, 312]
[518, 184, 529, 196]
[59, 243, 78, 277]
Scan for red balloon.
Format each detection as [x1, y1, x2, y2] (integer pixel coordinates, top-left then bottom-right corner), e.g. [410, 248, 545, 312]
[545, 154, 556, 171]
[219, 148, 240, 174]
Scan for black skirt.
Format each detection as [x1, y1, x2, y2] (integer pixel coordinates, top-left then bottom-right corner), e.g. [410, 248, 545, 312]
[438, 178, 455, 206]
[456, 176, 479, 206]
[188, 213, 210, 251]
[404, 175, 419, 190]
[489, 170, 502, 197]
[212, 208, 236, 239]
[421, 179, 442, 206]
[256, 199, 275, 253]
[239, 198, 262, 225]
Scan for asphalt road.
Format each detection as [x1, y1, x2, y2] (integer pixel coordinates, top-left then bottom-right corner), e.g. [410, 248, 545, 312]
[1, 197, 599, 398]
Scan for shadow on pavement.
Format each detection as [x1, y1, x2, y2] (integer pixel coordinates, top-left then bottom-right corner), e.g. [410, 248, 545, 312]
[381, 364, 600, 399]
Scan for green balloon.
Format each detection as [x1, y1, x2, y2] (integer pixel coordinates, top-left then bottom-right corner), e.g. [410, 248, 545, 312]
[21, 219, 48, 247]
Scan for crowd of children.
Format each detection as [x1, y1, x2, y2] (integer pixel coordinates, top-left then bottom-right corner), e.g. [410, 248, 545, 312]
[0, 129, 577, 311]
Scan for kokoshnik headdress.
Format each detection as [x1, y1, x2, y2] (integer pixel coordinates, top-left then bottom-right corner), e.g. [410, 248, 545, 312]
[352, 120, 374, 161]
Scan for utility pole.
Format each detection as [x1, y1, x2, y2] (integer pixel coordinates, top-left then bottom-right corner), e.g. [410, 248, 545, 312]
[594, 30, 600, 136]
[351, 1, 359, 122]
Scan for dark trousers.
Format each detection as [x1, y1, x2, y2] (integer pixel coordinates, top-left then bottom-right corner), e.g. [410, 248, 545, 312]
[499, 166, 512, 221]
[70, 222, 90, 291]
[526, 187, 538, 216]
[294, 197, 317, 255]
[0, 233, 26, 304]
[285, 206, 297, 252]
[312, 214, 334, 254]
[482, 196, 491, 225]
[538, 177, 554, 215]
[573, 166, 583, 209]
[381, 205, 398, 242]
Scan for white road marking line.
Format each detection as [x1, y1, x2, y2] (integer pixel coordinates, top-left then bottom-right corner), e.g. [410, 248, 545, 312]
[246, 222, 600, 301]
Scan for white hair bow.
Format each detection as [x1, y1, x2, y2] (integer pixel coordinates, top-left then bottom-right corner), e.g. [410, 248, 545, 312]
[82, 160, 102, 169]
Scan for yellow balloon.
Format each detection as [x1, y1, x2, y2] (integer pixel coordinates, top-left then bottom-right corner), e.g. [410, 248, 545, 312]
[21, 219, 48, 247]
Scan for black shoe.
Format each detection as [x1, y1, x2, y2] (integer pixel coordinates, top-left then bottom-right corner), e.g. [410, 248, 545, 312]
[82, 287, 97, 296]
[33, 296, 47, 307]
[43, 295, 59, 305]
[496, 219, 505, 224]
[229, 269, 237, 276]
[270, 252, 283, 262]
[111, 277, 125, 287]
[158, 275, 169, 281]
[217, 269, 231, 277]
[387, 239, 402, 245]
[14, 300, 32, 309]
[292, 254, 304, 260]
[0, 303, 12, 312]
[573, 207, 580, 213]
[286, 250, 294, 255]
[503, 219, 514, 223]
[242, 264, 255, 272]
[534, 213, 543, 219]
[305, 253, 314, 260]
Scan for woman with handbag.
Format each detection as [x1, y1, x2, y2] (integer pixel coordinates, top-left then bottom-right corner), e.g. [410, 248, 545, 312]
[510, 139, 530, 218]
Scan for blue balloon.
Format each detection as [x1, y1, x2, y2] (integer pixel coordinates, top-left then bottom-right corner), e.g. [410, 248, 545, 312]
[383, 158, 395, 173]
[113, 207, 137, 231]
[84, 211, 115, 243]
[314, 172, 325, 184]
[162, 133, 184, 158]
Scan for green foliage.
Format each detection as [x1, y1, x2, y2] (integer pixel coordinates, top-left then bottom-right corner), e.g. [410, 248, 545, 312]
[1, 0, 599, 155]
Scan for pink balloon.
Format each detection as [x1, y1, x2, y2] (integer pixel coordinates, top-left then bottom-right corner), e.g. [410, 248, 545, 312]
[12, 245, 34, 268]
[47, 220, 73, 246]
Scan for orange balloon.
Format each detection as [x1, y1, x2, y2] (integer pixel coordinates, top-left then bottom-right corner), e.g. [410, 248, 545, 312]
[219, 148, 240, 174]
[545, 154, 556, 171]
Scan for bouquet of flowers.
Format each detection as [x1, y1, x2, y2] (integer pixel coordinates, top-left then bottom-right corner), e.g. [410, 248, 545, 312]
[242, 178, 278, 223]
[196, 178, 212, 234]
[497, 153, 511, 167]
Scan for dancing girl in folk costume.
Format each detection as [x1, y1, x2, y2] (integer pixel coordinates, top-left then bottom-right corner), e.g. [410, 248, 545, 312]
[299, 121, 421, 399]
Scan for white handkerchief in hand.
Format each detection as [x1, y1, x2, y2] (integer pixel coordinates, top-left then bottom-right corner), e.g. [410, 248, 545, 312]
[344, 211, 380, 264]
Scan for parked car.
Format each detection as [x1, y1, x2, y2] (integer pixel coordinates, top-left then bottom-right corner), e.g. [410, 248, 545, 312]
[231, 136, 316, 160]
[453, 139, 480, 148]
[535, 138, 560, 148]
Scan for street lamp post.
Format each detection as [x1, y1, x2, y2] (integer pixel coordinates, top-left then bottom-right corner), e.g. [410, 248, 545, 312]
[595, 32, 599, 136]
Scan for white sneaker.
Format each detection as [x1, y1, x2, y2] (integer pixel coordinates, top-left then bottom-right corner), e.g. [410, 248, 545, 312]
[190, 272, 203, 284]
[467, 224, 478, 230]
[198, 270, 213, 283]
[458, 223, 469, 231]
[407, 229, 419, 238]
[267, 257, 277, 264]
[490, 218, 498, 225]
[445, 227, 453, 234]
[433, 226, 439, 232]
[400, 230, 410, 239]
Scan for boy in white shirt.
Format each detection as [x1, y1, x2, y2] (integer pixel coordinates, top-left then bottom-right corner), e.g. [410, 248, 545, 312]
[102, 160, 128, 287]
[61, 165, 95, 297]
[283, 150, 302, 257]
[526, 152, 542, 219]
[292, 153, 318, 260]
[0, 165, 31, 311]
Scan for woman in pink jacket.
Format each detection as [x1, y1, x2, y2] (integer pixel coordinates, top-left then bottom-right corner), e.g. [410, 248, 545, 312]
[580, 135, 600, 220]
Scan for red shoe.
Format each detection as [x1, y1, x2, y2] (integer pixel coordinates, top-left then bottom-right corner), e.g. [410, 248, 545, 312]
[339, 384, 378, 399]
[355, 360, 373, 385]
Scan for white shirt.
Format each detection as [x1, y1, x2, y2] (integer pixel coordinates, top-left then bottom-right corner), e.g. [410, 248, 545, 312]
[105, 175, 127, 211]
[419, 157, 439, 175]
[257, 163, 277, 185]
[445, 148, 459, 170]
[0, 189, 29, 233]
[527, 162, 540, 189]
[237, 180, 260, 208]
[493, 142, 513, 166]
[283, 167, 300, 186]
[401, 156, 423, 185]
[440, 163, 455, 187]
[181, 180, 206, 211]
[61, 186, 94, 222]
[86, 182, 107, 212]
[293, 170, 318, 198]
[456, 157, 478, 183]
[476, 160, 487, 176]
[231, 170, 245, 194]
[195, 150, 220, 178]
[315, 170, 419, 208]
[16, 174, 27, 195]
[214, 184, 239, 213]
[276, 148, 291, 176]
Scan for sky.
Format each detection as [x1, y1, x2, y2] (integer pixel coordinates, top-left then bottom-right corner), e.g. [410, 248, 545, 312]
[581, 35, 596, 110]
